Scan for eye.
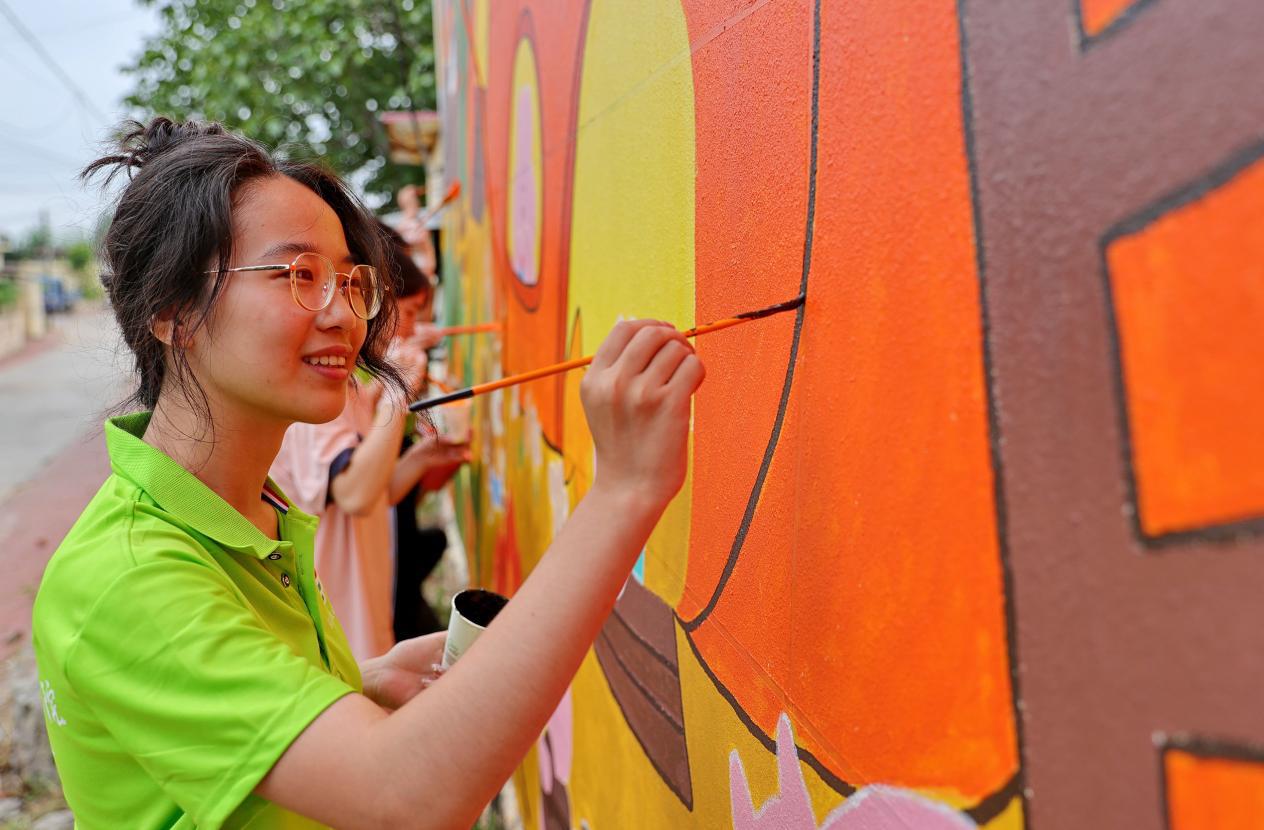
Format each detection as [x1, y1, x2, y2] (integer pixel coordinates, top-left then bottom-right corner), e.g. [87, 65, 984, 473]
[293, 266, 317, 283]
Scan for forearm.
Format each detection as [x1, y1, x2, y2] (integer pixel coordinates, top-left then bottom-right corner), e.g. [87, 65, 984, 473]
[387, 442, 432, 505]
[330, 408, 405, 515]
[366, 483, 661, 827]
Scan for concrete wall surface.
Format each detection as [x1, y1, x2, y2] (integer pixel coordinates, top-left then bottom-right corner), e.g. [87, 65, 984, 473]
[433, 1, 1264, 827]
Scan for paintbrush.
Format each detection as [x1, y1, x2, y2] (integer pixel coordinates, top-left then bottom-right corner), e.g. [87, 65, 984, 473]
[434, 321, 503, 337]
[418, 180, 462, 225]
[409, 294, 805, 412]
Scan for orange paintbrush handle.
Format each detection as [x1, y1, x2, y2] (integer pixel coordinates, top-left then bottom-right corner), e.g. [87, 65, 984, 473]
[409, 294, 805, 412]
[437, 321, 501, 336]
[418, 181, 462, 224]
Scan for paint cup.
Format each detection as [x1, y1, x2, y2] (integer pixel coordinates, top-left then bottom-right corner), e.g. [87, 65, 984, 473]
[441, 588, 509, 668]
[435, 397, 472, 444]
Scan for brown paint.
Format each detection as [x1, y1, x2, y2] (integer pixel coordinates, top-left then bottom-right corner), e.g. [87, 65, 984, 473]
[960, 0, 1264, 824]
[592, 579, 693, 806]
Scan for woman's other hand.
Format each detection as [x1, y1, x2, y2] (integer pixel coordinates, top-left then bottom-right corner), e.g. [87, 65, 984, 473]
[412, 322, 445, 352]
[359, 631, 448, 711]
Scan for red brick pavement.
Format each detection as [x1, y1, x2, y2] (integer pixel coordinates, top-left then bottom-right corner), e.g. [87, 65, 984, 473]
[0, 429, 110, 660]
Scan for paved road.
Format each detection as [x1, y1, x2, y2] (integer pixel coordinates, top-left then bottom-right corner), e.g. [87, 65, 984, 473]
[0, 305, 129, 502]
[0, 306, 128, 655]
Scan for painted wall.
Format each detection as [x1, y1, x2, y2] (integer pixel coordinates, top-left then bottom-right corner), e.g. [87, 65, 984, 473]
[431, 1, 1264, 827]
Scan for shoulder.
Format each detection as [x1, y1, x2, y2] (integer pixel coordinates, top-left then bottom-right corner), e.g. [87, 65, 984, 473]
[33, 475, 222, 663]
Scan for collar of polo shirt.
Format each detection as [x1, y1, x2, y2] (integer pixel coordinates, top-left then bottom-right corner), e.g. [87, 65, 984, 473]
[104, 413, 315, 559]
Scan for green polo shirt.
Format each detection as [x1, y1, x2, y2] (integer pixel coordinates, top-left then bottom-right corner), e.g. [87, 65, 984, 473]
[32, 413, 362, 829]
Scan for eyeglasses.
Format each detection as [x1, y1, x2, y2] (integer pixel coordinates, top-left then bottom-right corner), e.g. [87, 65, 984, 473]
[206, 252, 384, 320]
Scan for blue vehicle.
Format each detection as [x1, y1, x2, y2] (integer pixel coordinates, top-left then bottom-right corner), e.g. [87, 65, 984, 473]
[41, 275, 76, 315]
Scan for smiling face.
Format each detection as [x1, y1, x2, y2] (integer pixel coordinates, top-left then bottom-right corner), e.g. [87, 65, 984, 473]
[181, 174, 369, 428]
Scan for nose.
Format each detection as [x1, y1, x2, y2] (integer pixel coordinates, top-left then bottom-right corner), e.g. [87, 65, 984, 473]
[314, 275, 362, 331]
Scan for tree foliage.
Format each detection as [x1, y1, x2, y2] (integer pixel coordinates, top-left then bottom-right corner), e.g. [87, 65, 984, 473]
[65, 240, 93, 273]
[6, 224, 52, 262]
[123, 0, 435, 206]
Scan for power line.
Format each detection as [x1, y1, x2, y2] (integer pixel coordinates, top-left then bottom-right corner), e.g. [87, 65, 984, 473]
[0, 0, 109, 124]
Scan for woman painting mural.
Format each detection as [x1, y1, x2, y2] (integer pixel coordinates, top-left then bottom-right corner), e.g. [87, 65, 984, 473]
[31, 118, 704, 829]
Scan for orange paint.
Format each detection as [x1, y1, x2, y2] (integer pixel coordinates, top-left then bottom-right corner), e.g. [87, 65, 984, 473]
[681, 0, 1018, 800]
[1080, 0, 1138, 36]
[493, 506, 525, 597]
[1166, 749, 1264, 830]
[1106, 155, 1264, 536]
[481, 2, 593, 449]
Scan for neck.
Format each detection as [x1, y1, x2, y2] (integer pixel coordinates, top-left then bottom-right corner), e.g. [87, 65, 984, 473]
[145, 394, 288, 536]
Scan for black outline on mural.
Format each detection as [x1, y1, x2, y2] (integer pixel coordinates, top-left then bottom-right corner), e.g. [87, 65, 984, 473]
[680, 627, 855, 796]
[594, 628, 694, 809]
[499, 1, 594, 459]
[1156, 734, 1264, 830]
[611, 603, 678, 675]
[666, 0, 1026, 824]
[545, 0, 595, 458]
[1073, 0, 1162, 49]
[596, 626, 685, 733]
[681, 627, 1021, 825]
[676, 0, 820, 636]
[955, 0, 1032, 825]
[1098, 137, 1264, 550]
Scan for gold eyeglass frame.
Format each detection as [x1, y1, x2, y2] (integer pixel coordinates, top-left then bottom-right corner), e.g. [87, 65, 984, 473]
[205, 252, 384, 320]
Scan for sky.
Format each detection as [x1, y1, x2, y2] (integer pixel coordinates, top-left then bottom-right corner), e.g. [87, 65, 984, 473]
[0, 0, 161, 243]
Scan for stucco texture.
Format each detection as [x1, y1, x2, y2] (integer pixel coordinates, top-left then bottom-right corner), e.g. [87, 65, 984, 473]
[432, 0, 1264, 827]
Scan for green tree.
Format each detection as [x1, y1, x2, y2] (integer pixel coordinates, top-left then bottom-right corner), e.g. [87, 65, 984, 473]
[7, 224, 52, 262]
[123, 0, 435, 206]
[66, 240, 93, 273]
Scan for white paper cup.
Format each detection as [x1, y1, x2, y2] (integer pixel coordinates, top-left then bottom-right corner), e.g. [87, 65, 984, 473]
[435, 397, 472, 444]
[441, 588, 509, 668]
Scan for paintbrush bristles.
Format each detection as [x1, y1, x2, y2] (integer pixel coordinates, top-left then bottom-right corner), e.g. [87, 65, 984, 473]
[735, 293, 806, 320]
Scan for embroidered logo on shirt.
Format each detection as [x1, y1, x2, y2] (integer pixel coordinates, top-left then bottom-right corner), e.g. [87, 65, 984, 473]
[314, 572, 335, 613]
[40, 679, 67, 727]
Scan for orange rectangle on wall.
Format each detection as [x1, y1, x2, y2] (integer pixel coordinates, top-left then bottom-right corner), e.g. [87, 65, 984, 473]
[1165, 745, 1264, 830]
[1105, 148, 1264, 539]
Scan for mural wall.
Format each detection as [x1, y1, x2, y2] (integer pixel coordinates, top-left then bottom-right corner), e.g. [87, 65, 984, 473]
[431, 1, 1264, 827]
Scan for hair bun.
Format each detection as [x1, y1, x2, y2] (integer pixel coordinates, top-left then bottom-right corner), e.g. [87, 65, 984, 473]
[82, 117, 227, 184]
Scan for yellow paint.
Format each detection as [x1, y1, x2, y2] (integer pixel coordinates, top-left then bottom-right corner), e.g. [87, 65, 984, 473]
[473, 0, 490, 85]
[566, 0, 696, 607]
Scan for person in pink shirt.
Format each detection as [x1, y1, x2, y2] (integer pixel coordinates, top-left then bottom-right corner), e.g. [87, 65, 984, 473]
[271, 239, 467, 661]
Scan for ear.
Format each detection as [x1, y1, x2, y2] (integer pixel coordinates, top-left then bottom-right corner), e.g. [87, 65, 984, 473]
[150, 308, 189, 347]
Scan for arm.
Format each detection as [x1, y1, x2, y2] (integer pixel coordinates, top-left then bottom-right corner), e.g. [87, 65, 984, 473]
[328, 395, 408, 516]
[257, 320, 704, 829]
[386, 436, 469, 506]
[331, 345, 428, 515]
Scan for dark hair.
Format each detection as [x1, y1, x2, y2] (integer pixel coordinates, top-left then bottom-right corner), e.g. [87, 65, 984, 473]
[84, 117, 406, 426]
[377, 221, 433, 301]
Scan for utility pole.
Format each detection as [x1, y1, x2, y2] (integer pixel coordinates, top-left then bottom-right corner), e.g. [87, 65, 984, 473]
[39, 209, 51, 263]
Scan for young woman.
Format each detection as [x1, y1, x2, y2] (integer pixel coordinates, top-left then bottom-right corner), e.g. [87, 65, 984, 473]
[269, 223, 466, 661]
[32, 118, 704, 829]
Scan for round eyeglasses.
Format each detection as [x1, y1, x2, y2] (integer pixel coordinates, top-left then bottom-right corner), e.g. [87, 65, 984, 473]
[207, 252, 384, 320]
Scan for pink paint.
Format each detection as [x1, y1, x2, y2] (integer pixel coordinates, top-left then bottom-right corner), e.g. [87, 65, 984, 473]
[729, 714, 977, 830]
[511, 83, 539, 286]
[539, 686, 573, 795]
